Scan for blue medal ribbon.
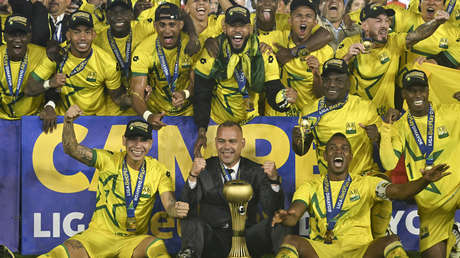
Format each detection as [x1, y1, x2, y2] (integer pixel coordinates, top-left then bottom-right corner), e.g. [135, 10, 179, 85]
[301, 95, 348, 131]
[107, 29, 132, 79]
[58, 49, 93, 78]
[407, 104, 435, 166]
[225, 47, 249, 100]
[323, 174, 352, 240]
[4, 50, 28, 99]
[446, 0, 456, 14]
[219, 162, 238, 183]
[156, 37, 181, 93]
[122, 158, 147, 231]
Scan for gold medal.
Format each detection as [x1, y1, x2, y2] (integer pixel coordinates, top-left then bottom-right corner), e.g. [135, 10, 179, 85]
[324, 229, 334, 244]
[363, 41, 372, 52]
[425, 165, 433, 171]
[126, 217, 137, 232]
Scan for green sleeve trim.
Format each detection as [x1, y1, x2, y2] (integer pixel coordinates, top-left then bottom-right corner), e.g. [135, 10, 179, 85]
[145, 238, 162, 257]
[30, 72, 44, 82]
[393, 149, 402, 159]
[444, 51, 460, 67]
[131, 72, 148, 77]
[195, 69, 211, 79]
[89, 149, 97, 167]
[292, 199, 308, 208]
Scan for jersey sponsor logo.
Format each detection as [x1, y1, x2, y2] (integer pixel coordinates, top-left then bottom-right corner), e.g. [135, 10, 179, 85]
[268, 55, 274, 63]
[349, 189, 360, 202]
[142, 185, 152, 196]
[86, 72, 97, 82]
[439, 38, 448, 49]
[437, 126, 449, 138]
[345, 122, 356, 134]
[200, 58, 207, 64]
[379, 53, 390, 64]
[133, 56, 139, 62]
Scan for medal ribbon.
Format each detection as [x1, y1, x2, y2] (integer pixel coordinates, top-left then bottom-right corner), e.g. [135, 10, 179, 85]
[446, 0, 456, 14]
[323, 174, 352, 233]
[156, 37, 181, 93]
[108, 29, 132, 79]
[226, 47, 249, 100]
[407, 104, 435, 166]
[59, 49, 93, 77]
[219, 161, 239, 183]
[301, 95, 348, 131]
[122, 158, 147, 222]
[4, 50, 28, 99]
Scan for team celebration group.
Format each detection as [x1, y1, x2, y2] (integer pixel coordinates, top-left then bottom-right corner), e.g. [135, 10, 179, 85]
[0, 0, 459, 256]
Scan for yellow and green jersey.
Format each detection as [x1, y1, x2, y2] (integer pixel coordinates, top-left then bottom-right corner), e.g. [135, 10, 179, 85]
[134, 0, 181, 21]
[407, 0, 460, 26]
[301, 95, 382, 175]
[79, 0, 109, 34]
[335, 33, 407, 116]
[250, 13, 290, 35]
[381, 103, 460, 210]
[293, 175, 387, 252]
[89, 149, 173, 235]
[0, 44, 46, 119]
[131, 32, 194, 116]
[31, 45, 121, 115]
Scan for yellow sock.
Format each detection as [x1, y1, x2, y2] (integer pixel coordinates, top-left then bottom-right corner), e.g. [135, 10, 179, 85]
[384, 241, 409, 258]
[371, 200, 393, 238]
[146, 239, 171, 258]
[37, 245, 69, 258]
[276, 244, 299, 258]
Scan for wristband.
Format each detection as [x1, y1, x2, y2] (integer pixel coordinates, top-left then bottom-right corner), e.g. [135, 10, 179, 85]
[45, 100, 56, 109]
[43, 80, 51, 89]
[189, 173, 198, 178]
[183, 89, 190, 99]
[143, 110, 153, 122]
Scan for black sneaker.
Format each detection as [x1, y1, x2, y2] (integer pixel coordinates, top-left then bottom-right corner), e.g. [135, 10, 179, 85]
[176, 248, 196, 258]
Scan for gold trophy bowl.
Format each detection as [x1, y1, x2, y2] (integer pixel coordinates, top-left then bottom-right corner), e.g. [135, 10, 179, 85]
[223, 180, 254, 258]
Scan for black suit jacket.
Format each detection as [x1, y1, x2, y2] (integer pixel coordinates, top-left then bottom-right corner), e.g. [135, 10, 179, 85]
[180, 157, 284, 229]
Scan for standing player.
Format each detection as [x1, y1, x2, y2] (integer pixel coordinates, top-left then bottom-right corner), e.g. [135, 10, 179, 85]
[38, 104, 189, 258]
[273, 133, 450, 258]
[380, 69, 460, 257]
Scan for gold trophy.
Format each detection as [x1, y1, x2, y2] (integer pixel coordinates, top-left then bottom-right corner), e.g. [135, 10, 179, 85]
[223, 180, 254, 258]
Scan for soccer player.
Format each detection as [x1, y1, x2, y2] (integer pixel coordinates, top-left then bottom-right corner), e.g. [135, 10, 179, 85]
[259, 0, 335, 116]
[192, 6, 291, 155]
[0, 15, 47, 120]
[24, 11, 130, 117]
[130, 3, 196, 130]
[379, 69, 460, 258]
[38, 104, 189, 258]
[273, 132, 450, 258]
[335, 3, 449, 116]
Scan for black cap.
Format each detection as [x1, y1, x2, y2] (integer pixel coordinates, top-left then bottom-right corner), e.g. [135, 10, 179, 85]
[124, 120, 153, 139]
[106, 0, 133, 11]
[402, 69, 429, 89]
[155, 2, 181, 21]
[69, 11, 94, 29]
[290, 0, 317, 15]
[322, 58, 349, 77]
[360, 4, 395, 21]
[225, 6, 251, 25]
[4, 15, 31, 34]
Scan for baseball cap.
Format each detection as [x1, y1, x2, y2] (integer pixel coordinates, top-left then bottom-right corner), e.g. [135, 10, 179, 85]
[402, 69, 429, 89]
[322, 58, 349, 77]
[69, 11, 94, 29]
[290, 0, 317, 15]
[155, 2, 181, 22]
[106, 0, 133, 11]
[225, 6, 251, 25]
[4, 15, 31, 34]
[124, 120, 153, 139]
[360, 3, 395, 21]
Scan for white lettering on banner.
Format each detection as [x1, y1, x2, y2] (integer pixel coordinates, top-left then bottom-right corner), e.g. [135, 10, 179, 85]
[390, 210, 404, 234]
[405, 210, 420, 235]
[389, 210, 419, 235]
[33, 212, 86, 238]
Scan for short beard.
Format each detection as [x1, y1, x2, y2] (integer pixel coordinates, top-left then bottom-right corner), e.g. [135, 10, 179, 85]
[226, 35, 249, 54]
[369, 30, 388, 44]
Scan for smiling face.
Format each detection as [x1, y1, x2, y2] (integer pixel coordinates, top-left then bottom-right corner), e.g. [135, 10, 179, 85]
[361, 14, 390, 43]
[186, 0, 210, 22]
[223, 22, 252, 53]
[107, 5, 134, 36]
[255, 0, 279, 26]
[323, 0, 345, 23]
[289, 6, 317, 42]
[155, 18, 184, 49]
[321, 71, 349, 104]
[5, 30, 31, 61]
[215, 125, 245, 167]
[66, 25, 95, 58]
[421, 0, 444, 22]
[123, 136, 153, 166]
[324, 134, 352, 177]
[349, 0, 365, 12]
[403, 85, 430, 117]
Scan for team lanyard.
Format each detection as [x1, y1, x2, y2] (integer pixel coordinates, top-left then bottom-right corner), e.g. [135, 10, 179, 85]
[156, 37, 181, 93]
[219, 161, 239, 183]
[3, 49, 28, 99]
[59, 49, 93, 77]
[323, 174, 352, 243]
[446, 0, 456, 14]
[225, 47, 248, 100]
[407, 104, 435, 166]
[107, 29, 132, 79]
[301, 95, 349, 131]
[122, 158, 147, 231]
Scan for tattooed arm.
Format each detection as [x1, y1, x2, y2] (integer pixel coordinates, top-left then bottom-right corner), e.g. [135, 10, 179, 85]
[406, 10, 449, 49]
[62, 105, 94, 166]
[160, 191, 189, 218]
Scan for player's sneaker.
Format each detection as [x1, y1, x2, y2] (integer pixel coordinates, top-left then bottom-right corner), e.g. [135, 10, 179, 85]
[0, 245, 14, 258]
[450, 222, 460, 258]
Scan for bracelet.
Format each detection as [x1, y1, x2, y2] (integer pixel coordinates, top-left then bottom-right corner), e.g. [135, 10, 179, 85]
[143, 110, 153, 122]
[189, 173, 198, 178]
[44, 100, 56, 109]
[183, 89, 190, 99]
[43, 80, 51, 89]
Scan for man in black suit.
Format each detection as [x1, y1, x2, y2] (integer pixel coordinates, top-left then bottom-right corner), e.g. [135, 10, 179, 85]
[178, 121, 286, 258]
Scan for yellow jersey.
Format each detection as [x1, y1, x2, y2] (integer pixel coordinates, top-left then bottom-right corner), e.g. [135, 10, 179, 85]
[300, 95, 382, 175]
[250, 13, 290, 35]
[89, 149, 173, 235]
[408, 0, 460, 26]
[79, 0, 108, 34]
[0, 44, 46, 119]
[31, 45, 121, 115]
[293, 175, 387, 252]
[335, 33, 407, 116]
[131, 32, 194, 116]
[134, 0, 181, 21]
